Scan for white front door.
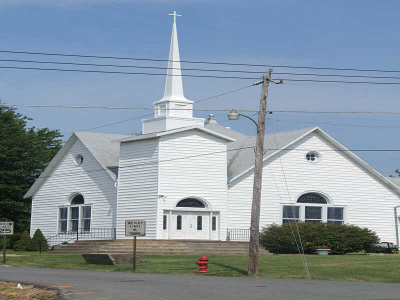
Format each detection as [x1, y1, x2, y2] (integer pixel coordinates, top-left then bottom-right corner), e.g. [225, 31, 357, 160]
[171, 211, 209, 239]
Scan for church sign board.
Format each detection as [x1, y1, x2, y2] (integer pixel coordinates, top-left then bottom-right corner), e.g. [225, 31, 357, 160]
[0, 222, 14, 235]
[125, 220, 146, 237]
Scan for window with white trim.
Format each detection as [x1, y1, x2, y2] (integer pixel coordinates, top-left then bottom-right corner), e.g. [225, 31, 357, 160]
[282, 205, 300, 223]
[58, 194, 92, 233]
[59, 207, 68, 233]
[81, 206, 91, 232]
[281, 193, 345, 225]
[327, 207, 344, 225]
[212, 216, 217, 231]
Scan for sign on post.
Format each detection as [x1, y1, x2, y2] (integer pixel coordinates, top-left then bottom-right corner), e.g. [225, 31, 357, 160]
[0, 222, 14, 235]
[125, 220, 146, 237]
[1, 222, 14, 264]
[125, 220, 146, 272]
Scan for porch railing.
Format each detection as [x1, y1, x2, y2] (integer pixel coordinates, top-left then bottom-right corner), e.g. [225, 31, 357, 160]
[226, 228, 266, 247]
[47, 228, 116, 247]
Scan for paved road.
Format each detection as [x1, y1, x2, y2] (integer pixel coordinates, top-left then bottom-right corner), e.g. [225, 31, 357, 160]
[1, 266, 400, 300]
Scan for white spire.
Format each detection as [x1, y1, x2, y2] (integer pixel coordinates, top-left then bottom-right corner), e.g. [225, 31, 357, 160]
[162, 11, 189, 102]
[142, 11, 204, 134]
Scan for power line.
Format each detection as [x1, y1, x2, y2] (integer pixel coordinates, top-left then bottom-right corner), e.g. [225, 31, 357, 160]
[5, 104, 400, 115]
[3, 58, 400, 81]
[2, 64, 400, 84]
[0, 58, 266, 75]
[0, 65, 260, 80]
[2, 104, 259, 113]
[58, 84, 254, 135]
[277, 78, 400, 85]
[274, 72, 400, 81]
[271, 118, 400, 129]
[34, 143, 400, 181]
[1, 49, 400, 73]
[270, 110, 400, 114]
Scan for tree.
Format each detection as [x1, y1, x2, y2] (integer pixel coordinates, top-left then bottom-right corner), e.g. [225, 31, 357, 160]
[27, 229, 48, 251]
[13, 230, 31, 251]
[0, 104, 62, 233]
[390, 169, 399, 177]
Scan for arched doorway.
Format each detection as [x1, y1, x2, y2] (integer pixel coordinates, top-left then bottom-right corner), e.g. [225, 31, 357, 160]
[166, 198, 219, 240]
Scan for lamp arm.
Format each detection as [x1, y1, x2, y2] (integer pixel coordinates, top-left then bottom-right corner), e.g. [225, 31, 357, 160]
[239, 113, 259, 129]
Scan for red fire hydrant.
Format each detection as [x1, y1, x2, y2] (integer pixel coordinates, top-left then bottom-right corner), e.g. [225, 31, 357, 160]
[196, 256, 210, 273]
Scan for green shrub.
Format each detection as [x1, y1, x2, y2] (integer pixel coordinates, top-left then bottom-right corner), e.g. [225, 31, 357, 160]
[27, 229, 48, 252]
[4, 232, 21, 249]
[260, 222, 379, 255]
[13, 230, 31, 251]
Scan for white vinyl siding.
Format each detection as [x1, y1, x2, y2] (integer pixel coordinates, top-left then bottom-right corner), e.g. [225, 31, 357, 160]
[30, 139, 118, 240]
[116, 138, 159, 239]
[227, 132, 400, 243]
[157, 130, 228, 240]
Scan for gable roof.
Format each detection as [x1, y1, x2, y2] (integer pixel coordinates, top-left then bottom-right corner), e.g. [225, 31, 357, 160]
[24, 131, 130, 198]
[204, 123, 315, 180]
[387, 177, 400, 188]
[118, 125, 236, 143]
[74, 131, 129, 176]
[205, 123, 399, 196]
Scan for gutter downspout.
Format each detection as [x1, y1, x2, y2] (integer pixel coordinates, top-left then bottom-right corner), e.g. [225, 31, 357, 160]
[395, 205, 400, 251]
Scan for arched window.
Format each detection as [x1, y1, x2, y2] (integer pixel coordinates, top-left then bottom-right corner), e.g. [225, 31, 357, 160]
[297, 193, 327, 204]
[176, 198, 205, 208]
[58, 194, 91, 233]
[71, 194, 85, 205]
[282, 192, 344, 225]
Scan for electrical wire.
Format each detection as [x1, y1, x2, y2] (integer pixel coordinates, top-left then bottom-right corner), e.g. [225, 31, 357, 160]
[268, 118, 311, 280]
[2, 58, 400, 81]
[34, 142, 400, 182]
[0, 58, 266, 75]
[0, 65, 259, 80]
[5, 103, 400, 115]
[1, 49, 400, 73]
[271, 118, 400, 129]
[58, 84, 254, 135]
[3, 65, 400, 84]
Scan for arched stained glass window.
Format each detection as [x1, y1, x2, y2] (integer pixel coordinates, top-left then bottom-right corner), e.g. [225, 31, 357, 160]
[297, 193, 327, 204]
[176, 198, 205, 208]
[71, 194, 84, 205]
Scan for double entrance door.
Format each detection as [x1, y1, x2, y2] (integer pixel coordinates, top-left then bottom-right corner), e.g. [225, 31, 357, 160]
[170, 211, 209, 239]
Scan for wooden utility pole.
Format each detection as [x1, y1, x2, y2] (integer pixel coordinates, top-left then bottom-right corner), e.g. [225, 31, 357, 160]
[248, 70, 272, 276]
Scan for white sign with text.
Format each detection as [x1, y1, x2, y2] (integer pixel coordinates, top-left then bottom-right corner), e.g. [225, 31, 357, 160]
[0, 222, 14, 235]
[125, 220, 146, 237]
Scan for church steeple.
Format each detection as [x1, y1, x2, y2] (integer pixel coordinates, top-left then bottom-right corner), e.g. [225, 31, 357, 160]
[162, 11, 187, 102]
[142, 11, 204, 134]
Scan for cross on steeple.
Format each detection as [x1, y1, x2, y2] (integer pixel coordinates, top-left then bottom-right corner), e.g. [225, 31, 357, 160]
[168, 11, 182, 23]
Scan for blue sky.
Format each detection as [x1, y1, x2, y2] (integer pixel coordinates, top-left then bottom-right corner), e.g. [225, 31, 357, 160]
[0, 0, 399, 176]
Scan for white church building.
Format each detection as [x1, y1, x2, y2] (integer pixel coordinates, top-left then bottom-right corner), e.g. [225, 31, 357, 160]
[26, 14, 400, 244]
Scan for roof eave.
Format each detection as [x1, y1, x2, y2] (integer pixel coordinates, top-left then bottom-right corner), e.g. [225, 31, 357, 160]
[118, 126, 236, 143]
[228, 127, 318, 184]
[24, 134, 79, 198]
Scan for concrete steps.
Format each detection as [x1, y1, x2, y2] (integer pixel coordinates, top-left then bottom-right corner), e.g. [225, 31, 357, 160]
[51, 239, 271, 255]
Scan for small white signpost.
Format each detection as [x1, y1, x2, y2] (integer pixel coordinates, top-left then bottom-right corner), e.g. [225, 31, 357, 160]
[125, 220, 146, 272]
[0, 222, 14, 264]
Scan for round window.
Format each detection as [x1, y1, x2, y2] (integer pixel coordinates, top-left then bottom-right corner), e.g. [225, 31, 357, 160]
[306, 152, 321, 163]
[74, 154, 84, 166]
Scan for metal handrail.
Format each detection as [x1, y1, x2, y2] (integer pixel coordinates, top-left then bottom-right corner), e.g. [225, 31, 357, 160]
[47, 228, 116, 247]
[226, 228, 266, 247]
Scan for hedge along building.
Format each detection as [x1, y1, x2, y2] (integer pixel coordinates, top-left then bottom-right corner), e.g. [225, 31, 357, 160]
[25, 13, 400, 244]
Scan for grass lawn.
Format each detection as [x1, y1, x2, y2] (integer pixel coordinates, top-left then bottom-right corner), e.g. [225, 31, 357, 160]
[3, 251, 400, 283]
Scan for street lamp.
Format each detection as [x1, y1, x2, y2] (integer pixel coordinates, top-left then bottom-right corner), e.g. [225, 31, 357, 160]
[228, 109, 259, 128]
